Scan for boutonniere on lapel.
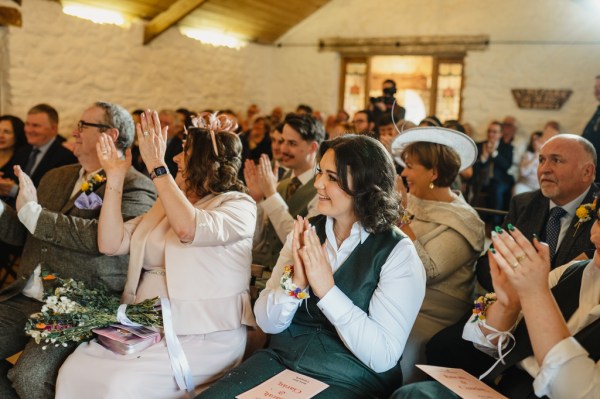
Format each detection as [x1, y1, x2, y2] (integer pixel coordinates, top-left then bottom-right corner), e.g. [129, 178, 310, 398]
[573, 196, 597, 236]
[75, 173, 105, 210]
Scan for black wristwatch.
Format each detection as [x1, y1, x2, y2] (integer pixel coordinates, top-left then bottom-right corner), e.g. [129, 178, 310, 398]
[150, 166, 169, 180]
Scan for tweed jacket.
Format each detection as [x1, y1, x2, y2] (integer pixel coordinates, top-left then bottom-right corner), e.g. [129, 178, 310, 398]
[0, 164, 156, 300]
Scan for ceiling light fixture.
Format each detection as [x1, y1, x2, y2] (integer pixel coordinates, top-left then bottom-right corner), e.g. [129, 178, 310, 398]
[62, 3, 126, 26]
[179, 27, 246, 49]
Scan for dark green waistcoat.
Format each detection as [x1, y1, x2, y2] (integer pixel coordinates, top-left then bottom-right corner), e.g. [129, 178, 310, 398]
[252, 176, 316, 269]
[267, 215, 406, 398]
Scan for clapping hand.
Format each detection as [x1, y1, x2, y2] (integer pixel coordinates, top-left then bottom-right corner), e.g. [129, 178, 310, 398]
[291, 216, 309, 290]
[489, 226, 551, 302]
[137, 110, 168, 173]
[257, 154, 278, 198]
[298, 220, 335, 298]
[244, 159, 265, 202]
[97, 133, 131, 180]
[14, 165, 37, 212]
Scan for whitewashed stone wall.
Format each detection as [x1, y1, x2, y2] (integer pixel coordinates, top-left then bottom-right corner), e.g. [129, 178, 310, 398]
[2, 0, 600, 140]
[2, 0, 271, 134]
[275, 0, 600, 139]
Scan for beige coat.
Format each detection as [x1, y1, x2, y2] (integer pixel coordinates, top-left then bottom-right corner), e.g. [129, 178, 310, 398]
[113, 191, 257, 335]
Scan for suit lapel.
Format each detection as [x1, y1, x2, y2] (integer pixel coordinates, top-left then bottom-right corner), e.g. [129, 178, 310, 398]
[60, 170, 106, 214]
[555, 186, 598, 264]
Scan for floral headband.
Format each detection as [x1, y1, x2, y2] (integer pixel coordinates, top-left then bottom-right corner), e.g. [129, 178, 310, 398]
[187, 112, 238, 156]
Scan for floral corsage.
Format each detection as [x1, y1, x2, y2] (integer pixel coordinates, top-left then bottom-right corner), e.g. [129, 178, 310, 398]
[573, 197, 597, 236]
[470, 292, 497, 323]
[280, 265, 309, 300]
[75, 173, 106, 210]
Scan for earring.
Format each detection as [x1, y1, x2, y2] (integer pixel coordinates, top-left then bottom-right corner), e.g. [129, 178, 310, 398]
[429, 182, 434, 189]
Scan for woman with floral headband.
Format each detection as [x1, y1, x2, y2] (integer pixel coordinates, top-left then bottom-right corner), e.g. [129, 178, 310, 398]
[56, 110, 257, 398]
[198, 134, 426, 399]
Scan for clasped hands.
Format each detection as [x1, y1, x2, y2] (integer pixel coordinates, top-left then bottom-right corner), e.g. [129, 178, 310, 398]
[487, 225, 551, 311]
[290, 215, 335, 299]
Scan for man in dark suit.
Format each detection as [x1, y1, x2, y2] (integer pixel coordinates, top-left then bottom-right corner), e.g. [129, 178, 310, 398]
[0, 104, 77, 199]
[477, 134, 598, 291]
[0, 101, 157, 399]
[426, 134, 598, 393]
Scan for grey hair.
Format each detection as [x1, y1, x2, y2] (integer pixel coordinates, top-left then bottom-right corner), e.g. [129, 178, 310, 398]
[94, 101, 135, 150]
[546, 133, 597, 166]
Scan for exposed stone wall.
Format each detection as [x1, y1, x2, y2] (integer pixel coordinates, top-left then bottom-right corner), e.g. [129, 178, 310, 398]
[4, 0, 271, 134]
[3, 0, 600, 139]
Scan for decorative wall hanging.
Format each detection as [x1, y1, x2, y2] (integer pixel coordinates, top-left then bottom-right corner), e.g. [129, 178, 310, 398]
[511, 89, 572, 110]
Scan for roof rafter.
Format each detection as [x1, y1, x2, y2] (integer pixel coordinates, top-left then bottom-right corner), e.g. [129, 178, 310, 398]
[143, 0, 207, 45]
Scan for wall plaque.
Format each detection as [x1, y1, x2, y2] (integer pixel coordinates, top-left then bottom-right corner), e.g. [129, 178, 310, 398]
[511, 89, 572, 110]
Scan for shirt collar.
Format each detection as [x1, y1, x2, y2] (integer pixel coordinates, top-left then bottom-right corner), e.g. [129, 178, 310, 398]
[34, 136, 57, 156]
[293, 167, 316, 186]
[325, 216, 369, 245]
[549, 187, 592, 217]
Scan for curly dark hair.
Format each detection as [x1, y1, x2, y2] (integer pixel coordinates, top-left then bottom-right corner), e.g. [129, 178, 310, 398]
[319, 134, 400, 234]
[182, 128, 247, 198]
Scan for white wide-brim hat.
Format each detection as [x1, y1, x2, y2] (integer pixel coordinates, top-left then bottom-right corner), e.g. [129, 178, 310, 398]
[391, 127, 478, 172]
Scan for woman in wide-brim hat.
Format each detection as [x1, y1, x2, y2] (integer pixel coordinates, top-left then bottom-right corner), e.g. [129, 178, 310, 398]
[391, 127, 486, 384]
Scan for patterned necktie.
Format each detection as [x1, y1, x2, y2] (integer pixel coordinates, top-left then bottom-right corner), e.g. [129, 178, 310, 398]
[285, 177, 302, 201]
[546, 206, 567, 262]
[24, 148, 41, 175]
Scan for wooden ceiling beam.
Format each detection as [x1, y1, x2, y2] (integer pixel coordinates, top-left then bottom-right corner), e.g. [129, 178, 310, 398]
[0, 6, 22, 27]
[143, 0, 208, 45]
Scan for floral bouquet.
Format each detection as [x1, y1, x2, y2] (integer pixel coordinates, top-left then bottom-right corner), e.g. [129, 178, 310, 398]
[25, 275, 162, 350]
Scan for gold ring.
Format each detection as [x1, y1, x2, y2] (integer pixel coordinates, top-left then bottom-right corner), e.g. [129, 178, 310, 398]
[143, 131, 149, 137]
[516, 254, 527, 263]
[101, 151, 107, 155]
[511, 261, 519, 269]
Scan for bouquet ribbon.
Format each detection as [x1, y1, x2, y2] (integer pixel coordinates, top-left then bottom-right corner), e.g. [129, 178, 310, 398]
[118, 298, 194, 392]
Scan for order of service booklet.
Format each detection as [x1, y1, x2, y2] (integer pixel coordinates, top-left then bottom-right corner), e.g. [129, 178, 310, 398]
[416, 365, 508, 399]
[236, 369, 329, 399]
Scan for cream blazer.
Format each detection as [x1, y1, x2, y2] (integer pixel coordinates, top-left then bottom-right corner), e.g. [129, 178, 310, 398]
[112, 191, 257, 335]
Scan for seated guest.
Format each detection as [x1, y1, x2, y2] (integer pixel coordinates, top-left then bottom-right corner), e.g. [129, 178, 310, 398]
[0, 102, 156, 399]
[0, 115, 27, 278]
[391, 127, 485, 383]
[392, 222, 600, 399]
[0, 104, 77, 201]
[198, 135, 426, 399]
[352, 109, 375, 136]
[0, 115, 27, 195]
[240, 116, 272, 180]
[269, 122, 288, 180]
[56, 111, 256, 398]
[514, 131, 543, 195]
[248, 113, 324, 270]
[468, 121, 514, 225]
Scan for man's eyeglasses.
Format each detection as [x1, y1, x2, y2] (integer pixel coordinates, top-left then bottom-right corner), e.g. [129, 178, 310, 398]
[77, 120, 112, 133]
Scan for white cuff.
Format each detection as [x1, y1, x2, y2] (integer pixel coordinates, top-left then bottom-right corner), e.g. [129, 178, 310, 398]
[533, 337, 588, 397]
[0, 200, 4, 216]
[316, 285, 353, 324]
[17, 201, 43, 234]
[260, 192, 287, 215]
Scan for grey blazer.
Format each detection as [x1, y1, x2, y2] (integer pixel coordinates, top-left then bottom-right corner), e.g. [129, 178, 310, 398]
[0, 164, 157, 300]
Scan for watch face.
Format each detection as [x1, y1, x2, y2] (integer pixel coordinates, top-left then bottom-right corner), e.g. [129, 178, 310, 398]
[154, 166, 168, 176]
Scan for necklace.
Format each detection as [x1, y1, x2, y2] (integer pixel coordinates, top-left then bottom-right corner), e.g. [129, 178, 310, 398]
[333, 226, 346, 247]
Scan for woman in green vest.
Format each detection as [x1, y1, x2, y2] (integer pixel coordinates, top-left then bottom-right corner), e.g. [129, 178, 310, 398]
[198, 134, 427, 398]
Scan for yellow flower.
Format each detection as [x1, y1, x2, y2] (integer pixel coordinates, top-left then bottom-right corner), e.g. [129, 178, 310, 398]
[297, 292, 308, 300]
[81, 182, 90, 192]
[576, 206, 589, 219]
[93, 174, 104, 183]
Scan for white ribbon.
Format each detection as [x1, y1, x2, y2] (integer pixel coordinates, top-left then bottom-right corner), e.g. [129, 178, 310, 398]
[160, 297, 195, 392]
[478, 320, 516, 380]
[116, 304, 143, 327]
